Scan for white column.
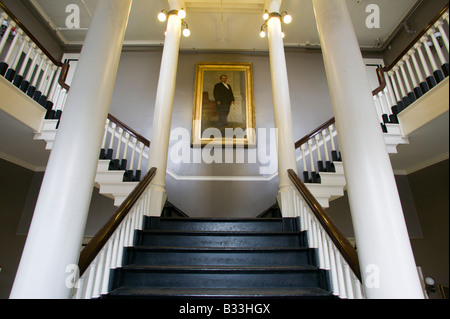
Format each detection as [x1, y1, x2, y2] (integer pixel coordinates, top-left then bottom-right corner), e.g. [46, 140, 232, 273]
[312, 0, 424, 299]
[147, 0, 184, 216]
[10, 0, 132, 299]
[266, 0, 298, 216]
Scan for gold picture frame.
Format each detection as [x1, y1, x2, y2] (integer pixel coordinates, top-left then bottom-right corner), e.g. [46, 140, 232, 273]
[191, 62, 256, 147]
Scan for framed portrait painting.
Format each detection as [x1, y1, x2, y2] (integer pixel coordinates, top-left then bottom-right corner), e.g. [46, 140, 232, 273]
[191, 62, 256, 147]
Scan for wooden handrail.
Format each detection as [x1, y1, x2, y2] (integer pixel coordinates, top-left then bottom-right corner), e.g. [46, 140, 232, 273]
[383, 3, 449, 72]
[371, 3, 449, 95]
[294, 117, 335, 149]
[371, 67, 386, 96]
[288, 169, 361, 281]
[107, 113, 151, 148]
[78, 167, 157, 277]
[58, 62, 71, 91]
[0, 0, 62, 67]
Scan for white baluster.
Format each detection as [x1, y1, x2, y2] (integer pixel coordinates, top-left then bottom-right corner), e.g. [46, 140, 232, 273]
[321, 130, 330, 163]
[16, 42, 35, 80]
[83, 259, 97, 299]
[36, 60, 51, 95]
[380, 92, 393, 118]
[116, 222, 127, 268]
[321, 231, 330, 270]
[46, 66, 62, 103]
[327, 237, 340, 296]
[0, 13, 7, 26]
[100, 119, 111, 153]
[328, 125, 337, 154]
[436, 20, 449, 52]
[74, 274, 86, 299]
[0, 20, 15, 54]
[316, 226, 325, 269]
[307, 139, 315, 173]
[108, 123, 118, 157]
[300, 143, 307, 174]
[428, 28, 448, 67]
[115, 128, 124, 164]
[387, 71, 401, 104]
[415, 42, 433, 80]
[23, 49, 41, 86]
[110, 227, 121, 269]
[29, 55, 46, 90]
[403, 55, 419, 92]
[393, 66, 408, 100]
[137, 142, 145, 172]
[373, 95, 383, 121]
[311, 217, 319, 249]
[352, 273, 364, 299]
[122, 132, 131, 170]
[314, 135, 323, 169]
[123, 215, 132, 247]
[129, 137, 138, 172]
[409, 47, 426, 86]
[334, 251, 347, 299]
[92, 247, 106, 298]
[443, 11, 449, 25]
[100, 238, 114, 295]
[41, 65, 57, 98]
[421, 35, 440, 74]
[343, 262, 355, 299]
[306, 212, 314, 248]
[9, 35, 28, 74]
[3, 29, 22, 66]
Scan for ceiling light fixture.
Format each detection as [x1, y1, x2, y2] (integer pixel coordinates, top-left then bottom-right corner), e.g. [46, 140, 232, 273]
[158, 10, 168, 22]
[178, 9, 187, 19]
[258, 11, 292, 38]
[182, 21, 191, 37]
[158, 8, 191, 38]
[281, 11, 292, 24]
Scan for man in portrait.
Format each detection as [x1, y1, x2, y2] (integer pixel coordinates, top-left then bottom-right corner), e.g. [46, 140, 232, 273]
[213, 74, 235, 129]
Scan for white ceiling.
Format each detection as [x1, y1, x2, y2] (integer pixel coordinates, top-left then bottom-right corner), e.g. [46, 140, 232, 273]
[27, 0, 421, 51]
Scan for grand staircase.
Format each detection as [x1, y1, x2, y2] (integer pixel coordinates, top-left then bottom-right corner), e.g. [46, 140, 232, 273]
[104, 214, 336, 299]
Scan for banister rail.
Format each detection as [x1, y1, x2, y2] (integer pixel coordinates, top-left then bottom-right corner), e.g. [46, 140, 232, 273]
[79, 167, 156, 277]
[294, 117, 341, 184]
[288, 169, 361, 281]
[383, 3, 449, 72]
[0, 1, 62, 66]
[294, 117, 335, 149]
[107, 113, 151, 148]
[370, 4, 449, 127]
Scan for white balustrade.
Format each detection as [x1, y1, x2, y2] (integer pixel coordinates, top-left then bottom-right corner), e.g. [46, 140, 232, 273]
[290, 179, 365, 299]
[370, 8, 449, 126]
[99, 117, 150, 182]
[0, 10, 69, 117]
[71, 185, 153, 299]
[296, 121, 340, 183]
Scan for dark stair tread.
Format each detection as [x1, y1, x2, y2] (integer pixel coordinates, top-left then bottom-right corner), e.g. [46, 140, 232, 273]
[121, 265, 320, 272]
[107, 287, 335, 298]
[139, 230, 303, 235]
[128, 246, 311, 251]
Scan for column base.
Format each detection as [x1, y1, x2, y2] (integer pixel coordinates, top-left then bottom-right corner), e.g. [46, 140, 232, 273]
[148, 184, 168, 217]
[276, 185, 296, 218]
